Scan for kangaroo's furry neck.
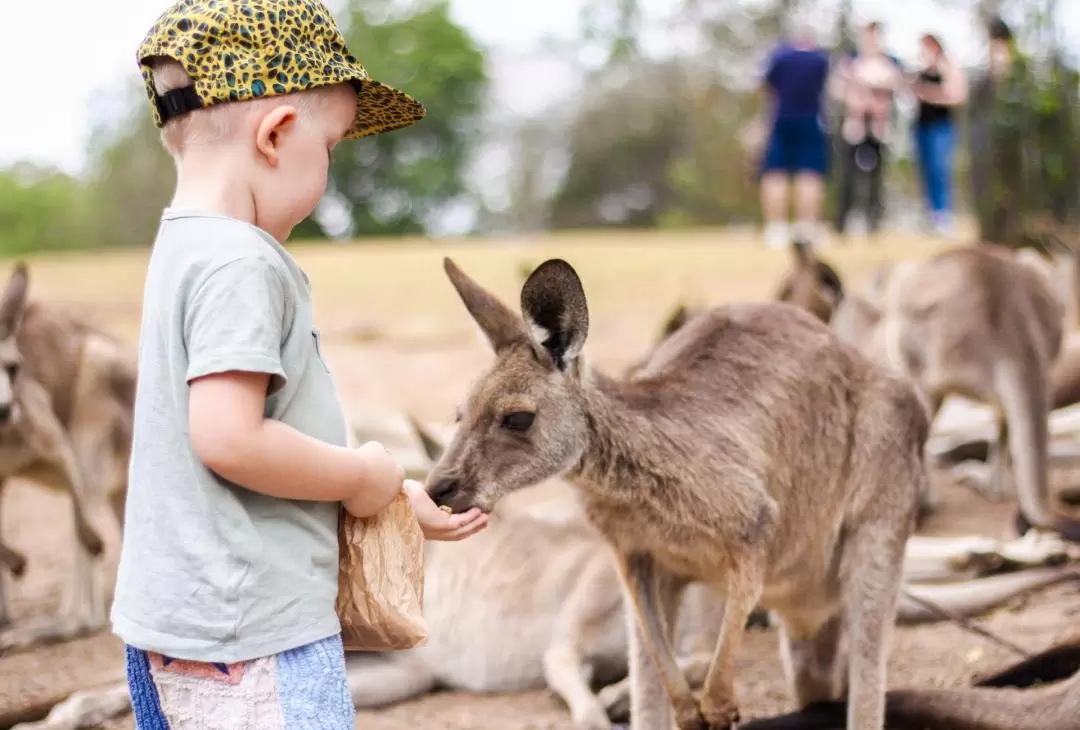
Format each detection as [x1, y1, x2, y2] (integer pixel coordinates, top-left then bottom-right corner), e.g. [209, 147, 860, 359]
[565, 367, 685, 501]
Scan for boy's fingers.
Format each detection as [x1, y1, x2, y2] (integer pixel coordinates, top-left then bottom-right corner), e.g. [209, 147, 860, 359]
[448, 509, 484, 527]
[444, 515, 488, 540]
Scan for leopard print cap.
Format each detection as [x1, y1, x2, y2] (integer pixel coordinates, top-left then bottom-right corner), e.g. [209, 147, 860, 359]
[136, 0, 425, 139]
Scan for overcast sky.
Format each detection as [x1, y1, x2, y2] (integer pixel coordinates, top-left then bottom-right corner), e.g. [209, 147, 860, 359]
[2, 0, 1077, 177]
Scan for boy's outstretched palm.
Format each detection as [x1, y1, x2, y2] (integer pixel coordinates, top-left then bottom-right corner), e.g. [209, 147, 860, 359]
[403, 480, 489, 541]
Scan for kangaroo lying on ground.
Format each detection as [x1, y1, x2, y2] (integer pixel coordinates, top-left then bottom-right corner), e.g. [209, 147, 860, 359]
[426, 256, 928, 730]
[776, 243, 1080, 542]
[735, 635, 1080, 730]
[0, 262, 135, 652]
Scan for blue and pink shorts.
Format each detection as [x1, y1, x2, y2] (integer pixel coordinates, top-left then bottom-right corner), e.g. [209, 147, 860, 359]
[125, 633, 354, 729]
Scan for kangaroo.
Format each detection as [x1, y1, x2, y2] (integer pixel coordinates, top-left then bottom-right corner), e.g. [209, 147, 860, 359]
[773, 240, 845, 324]
[736, 636, 1080, 730]
[935, 331, 1080, 468]
[16, 415, 1077, 730]
[776, 243, 1080, 541]
[0, 262, 135, 651]
[16, 410, 1080, 730]
[426, 256, 928, 730]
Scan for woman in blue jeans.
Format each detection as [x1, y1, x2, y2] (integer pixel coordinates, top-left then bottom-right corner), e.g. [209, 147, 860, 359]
[912, 34, 968, 236]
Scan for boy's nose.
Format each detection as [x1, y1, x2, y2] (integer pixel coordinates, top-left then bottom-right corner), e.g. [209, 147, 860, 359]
[429, 477, 460, 506]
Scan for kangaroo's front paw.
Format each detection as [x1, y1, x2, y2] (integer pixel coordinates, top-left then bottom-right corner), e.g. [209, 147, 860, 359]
[700, 696, 741, 730]
[597, 679, 631, 723]
[571, 700, 613, 730]
[674, 700, 710, 730]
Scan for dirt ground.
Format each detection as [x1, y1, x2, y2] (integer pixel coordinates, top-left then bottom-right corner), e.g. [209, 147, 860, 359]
[0, 230, 1077, 729]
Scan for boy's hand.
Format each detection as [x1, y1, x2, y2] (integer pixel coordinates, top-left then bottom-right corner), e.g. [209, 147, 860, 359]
[403, 480, 489, 541]
[344, 441, 405, 518]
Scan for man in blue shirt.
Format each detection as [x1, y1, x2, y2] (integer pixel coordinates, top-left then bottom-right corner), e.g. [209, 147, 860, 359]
[760, 22, 831, 250]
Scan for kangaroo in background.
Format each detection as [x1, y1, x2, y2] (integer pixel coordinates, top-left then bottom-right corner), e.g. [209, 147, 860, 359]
[626, 240, 842, 378]
[0, 262, 135, 651]
[736, 636, 1080, 730]
[426, 257, 927, 730]
[776, 243, 1080, 542]
[772, 240, 845, 324]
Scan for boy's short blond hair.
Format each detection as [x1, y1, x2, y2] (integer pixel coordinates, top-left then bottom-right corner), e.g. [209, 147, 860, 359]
[148, 58, 337, 157]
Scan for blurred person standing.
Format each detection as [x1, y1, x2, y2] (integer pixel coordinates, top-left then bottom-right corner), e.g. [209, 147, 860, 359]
[758, 19, 831, 249]
[911, 33, 967, 237]
[968, 16, 1022, 244]
[830, 21, 905, 238]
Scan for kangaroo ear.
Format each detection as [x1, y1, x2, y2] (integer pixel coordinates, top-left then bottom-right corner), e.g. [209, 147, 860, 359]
[816, 259, 845, 305]
[520, 259, 590, 371]
[0, 262, 28, 340]
[659, 302, 693, 341]
[444, 258, 527, 352]
[791, 239, 813, 266]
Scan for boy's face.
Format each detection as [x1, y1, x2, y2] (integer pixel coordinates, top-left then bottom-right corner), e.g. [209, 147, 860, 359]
[251, 84, 358, 240]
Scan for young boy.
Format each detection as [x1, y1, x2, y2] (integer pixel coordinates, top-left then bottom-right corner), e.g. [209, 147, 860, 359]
[112, 1, 488, 727]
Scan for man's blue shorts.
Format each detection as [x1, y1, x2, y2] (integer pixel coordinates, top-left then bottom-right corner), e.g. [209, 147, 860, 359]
[762, 114, 829, 176]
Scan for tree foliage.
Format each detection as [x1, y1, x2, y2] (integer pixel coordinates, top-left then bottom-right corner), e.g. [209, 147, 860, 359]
[325, 0, 488, 238]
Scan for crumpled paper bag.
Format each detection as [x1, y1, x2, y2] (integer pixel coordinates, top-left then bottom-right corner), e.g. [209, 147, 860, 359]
[335, 488, 428, 651]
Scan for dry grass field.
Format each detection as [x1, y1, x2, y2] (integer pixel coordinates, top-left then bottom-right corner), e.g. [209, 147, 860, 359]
[0, 227, 1077, 729]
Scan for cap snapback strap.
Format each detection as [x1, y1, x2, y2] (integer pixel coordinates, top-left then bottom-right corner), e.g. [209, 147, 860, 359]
[155, 85, 203, 123]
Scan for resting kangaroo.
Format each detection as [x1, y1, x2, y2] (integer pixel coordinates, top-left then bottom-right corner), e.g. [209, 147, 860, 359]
[426, 257, 927, 730]
[737, 636, 1080, 730]
[0, 262, 135, 649]
[777, 243, 1080, 541]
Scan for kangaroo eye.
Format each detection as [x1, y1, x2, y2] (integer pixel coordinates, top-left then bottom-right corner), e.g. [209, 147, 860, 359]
[453, 408, 463, 423]
[500, 411, 535, 432]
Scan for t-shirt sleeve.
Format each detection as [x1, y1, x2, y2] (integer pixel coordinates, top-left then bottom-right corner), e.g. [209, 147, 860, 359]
[184, 257, 289, 394]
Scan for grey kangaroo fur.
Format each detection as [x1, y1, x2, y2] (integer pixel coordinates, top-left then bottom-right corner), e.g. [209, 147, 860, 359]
[776, 243, 1080, 541]
[0, 262, 134, 651]
[426, 257, 928, 730]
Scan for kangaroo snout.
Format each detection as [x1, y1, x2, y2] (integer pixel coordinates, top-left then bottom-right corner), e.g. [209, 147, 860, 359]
[429, 476, 460, 506]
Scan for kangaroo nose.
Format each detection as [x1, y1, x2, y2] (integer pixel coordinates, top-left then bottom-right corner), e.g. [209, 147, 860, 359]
[430, 477, 460, 505]
[0, 404, 12, 423]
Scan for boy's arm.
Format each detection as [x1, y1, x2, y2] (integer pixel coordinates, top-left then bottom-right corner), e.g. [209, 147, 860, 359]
[184, 258, 402, 515]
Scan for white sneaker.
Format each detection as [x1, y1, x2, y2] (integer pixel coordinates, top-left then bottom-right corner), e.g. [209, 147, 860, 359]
[763, 222, 790, 250]
[932, 213, 956, 238]
[793, 219, 820, 246]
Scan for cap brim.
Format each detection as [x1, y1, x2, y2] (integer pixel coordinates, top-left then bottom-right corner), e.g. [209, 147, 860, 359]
[347, 78, 426, 140]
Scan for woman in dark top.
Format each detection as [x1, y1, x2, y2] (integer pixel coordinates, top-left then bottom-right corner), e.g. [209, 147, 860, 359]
[912, 34, 968, 236]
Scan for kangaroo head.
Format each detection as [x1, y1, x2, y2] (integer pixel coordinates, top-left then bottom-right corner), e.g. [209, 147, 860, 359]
[0, 263, 28, 427]
[426, 258, 592, 514]
[774, 239, 845, 324]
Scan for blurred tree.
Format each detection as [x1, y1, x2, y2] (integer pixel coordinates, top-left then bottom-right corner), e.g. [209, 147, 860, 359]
[326, 0, 488, 238]
[549, 59, 689, 229]
[968, 0, 1080, 246]
[548, 0, 793, 229]
[0, 164, 88, 256]
[82, 100, 176, 251]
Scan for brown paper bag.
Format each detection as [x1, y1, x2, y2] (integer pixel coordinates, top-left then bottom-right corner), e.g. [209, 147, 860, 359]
[335, 488, 428, 651]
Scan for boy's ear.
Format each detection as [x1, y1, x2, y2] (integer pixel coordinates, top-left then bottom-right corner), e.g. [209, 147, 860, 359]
[255, 105, 299, 166]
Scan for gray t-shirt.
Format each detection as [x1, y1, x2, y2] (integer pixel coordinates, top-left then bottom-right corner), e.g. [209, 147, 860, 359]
[111, 209, 348, 663]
